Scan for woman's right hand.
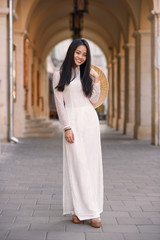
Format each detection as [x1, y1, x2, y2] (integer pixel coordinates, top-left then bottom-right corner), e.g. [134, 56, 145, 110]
[65, 128, 74, 143]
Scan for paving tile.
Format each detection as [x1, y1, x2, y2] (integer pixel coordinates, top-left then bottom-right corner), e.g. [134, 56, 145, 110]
[15, 216, 49, 224]
[104, 201, 125, 206]
[20, 203, 50, 210]
[101, 211, 130, 218]
[24, 194, 52, 199]
[111, 205, 142, 212]
[0, 223, 13, 230]
[1, 209, 33, 216]
[86, 232, 125, 240]
[140, 205, 160, 211]
[116, 217, 152, 225]
[0, 203, 20, 210]
[9, 223, 30, 231]
[0, 193, 25, 199]
[0, 222, 30, 231]
[33, 209, 63, 217]
[106, 196, 135, 201]
[102, 224, 139, 233]
[138, 225, 160, 233]
[129, 211, 160, 218]
[101, 217, 117, 225]
[50, 204, 62, 210]
[30, 222, 65, 232]
[124, 233, 160, 240]
[49, 216, 72, 223]
[46, 232, 85, 240]
[0, 230, 9, 240]
[122, 201, 152, 206]
[7, 199, 37, 204]
[0, 199, 9, 204]
[6, 230, 46, 240]
[0, 216, 15, 223]
[36, 199, 61, 204]
[135, 196, 160, 201]
[150, 217, 160, 224]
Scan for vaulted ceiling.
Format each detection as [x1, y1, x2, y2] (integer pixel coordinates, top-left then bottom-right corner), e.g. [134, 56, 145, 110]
[14, 0, 154, 61]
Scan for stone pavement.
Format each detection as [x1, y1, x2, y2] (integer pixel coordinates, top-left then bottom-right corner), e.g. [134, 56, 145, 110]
[0, 123, 160, 240]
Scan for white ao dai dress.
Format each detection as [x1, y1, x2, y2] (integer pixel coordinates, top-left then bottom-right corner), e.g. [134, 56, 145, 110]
[53, 67, 103, 220]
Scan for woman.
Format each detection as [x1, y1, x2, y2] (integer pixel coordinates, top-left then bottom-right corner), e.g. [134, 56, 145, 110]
[53, 38, 103, 228]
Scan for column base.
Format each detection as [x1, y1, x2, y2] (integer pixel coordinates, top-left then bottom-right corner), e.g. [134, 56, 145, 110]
[107, 116, 112, 126]
[112, 117, 117, 128]
[136, 125, 151, 139]
[126, 122, 135, 136]
[117, 118, 124, 131]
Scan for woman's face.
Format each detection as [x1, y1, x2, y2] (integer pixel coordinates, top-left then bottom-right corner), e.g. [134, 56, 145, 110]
[74, 45, 87, 66]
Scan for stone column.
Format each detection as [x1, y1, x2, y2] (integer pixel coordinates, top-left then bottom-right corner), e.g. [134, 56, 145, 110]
[117, 53, 125, 131]
[149, 10, 160, 145]
[39, 62, 48, 118]
[0, 6, 9, 141]
[27, 44, 33, 118]
[32, 51, 39, 118]
[107, 63, 113, 126]
[123, 43, 135, 136]
[112, 58, 118, 128]
[44, 65, 49, 119]
[39, 63, 43, 117]
[14, 31, 25, 137]
[133, 30, 151, 139]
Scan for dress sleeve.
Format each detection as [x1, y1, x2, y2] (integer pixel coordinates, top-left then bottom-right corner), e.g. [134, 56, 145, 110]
[53, 71, 70, 129]
[89, 81, 100, 104]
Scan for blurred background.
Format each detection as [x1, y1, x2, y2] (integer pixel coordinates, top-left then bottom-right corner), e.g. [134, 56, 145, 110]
[0, 0, 160, 146]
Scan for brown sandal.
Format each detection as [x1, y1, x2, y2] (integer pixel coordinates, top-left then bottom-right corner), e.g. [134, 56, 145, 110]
[90, 218, 101, 228]
[72, 214, 83, 224]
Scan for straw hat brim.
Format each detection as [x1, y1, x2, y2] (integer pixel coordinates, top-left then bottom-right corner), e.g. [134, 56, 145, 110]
[91, 65, 109, 109]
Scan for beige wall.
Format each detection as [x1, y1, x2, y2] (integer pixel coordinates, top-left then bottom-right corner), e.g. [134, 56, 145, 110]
[0, 2, 9, 141]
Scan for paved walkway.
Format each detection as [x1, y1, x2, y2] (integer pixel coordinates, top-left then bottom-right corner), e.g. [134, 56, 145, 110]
[0, 123, 160, 240]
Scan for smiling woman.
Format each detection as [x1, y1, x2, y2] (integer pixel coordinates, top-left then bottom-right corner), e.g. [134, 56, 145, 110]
[53, 38, 103, 227]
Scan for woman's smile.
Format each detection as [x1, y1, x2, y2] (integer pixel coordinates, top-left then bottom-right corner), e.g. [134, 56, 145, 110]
[75, 58, 82, 64]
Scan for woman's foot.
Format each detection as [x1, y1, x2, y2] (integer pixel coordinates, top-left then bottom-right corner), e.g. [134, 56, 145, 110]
[90, 217, 101, 228]
[72, 214, 83, 224]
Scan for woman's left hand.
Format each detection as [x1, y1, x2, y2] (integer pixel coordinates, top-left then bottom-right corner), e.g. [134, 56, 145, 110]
[90, 68, 99, 83]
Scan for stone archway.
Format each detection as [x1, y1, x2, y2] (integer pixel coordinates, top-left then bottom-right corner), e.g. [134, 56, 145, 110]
[1, 0, 160, 145]
[12, 0, 159, 144]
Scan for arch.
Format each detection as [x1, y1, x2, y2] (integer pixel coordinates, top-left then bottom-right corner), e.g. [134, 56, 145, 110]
[140, 0, 151, 29]
[14, 0, 142, 54]
[128, 17, 135, 43]
[27, 0, 122, 51]
[121, 0, 141, 29]
[119, 32, 125, 54]
[37, 16, 116, 57]
[42, 27, 110, 64]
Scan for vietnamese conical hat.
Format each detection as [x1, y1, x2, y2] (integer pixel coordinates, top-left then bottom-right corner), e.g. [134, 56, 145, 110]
[91, 65, 109, 108]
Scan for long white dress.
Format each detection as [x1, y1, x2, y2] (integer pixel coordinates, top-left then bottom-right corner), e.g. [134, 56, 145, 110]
[53, 67, 103, 220]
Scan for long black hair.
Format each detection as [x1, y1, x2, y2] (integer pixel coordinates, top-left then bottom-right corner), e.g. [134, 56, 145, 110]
[56, 38, 93, 97]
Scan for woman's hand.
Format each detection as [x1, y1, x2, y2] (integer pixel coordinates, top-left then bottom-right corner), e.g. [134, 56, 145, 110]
[90, 68, 99, 83]
[65, 128, 74, 143]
